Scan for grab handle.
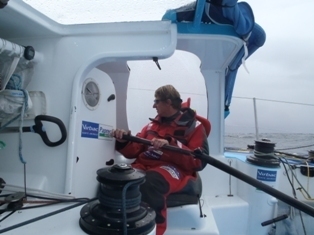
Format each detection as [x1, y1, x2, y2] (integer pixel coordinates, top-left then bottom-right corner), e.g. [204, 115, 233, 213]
[23, 115, 67, 147]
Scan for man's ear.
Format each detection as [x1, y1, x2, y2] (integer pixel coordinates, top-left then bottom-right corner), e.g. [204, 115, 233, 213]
[166, 99, 172, 105]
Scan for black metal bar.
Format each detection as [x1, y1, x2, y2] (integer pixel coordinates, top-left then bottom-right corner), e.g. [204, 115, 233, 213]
[122, 134, 314, 217]
[261, 214, 288, 226]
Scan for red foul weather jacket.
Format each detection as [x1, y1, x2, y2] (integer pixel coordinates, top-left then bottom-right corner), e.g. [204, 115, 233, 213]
[116, 108, 209, 175]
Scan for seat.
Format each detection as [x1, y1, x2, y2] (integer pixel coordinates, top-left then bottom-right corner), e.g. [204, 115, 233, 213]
[166, 172, 202, 207]
[182, 97, 211, 136]
[166, 98, 210, 207]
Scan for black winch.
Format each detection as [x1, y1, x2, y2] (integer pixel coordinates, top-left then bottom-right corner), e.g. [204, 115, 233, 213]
[79, 163, 156, 235]
[246, 139, 280, 167]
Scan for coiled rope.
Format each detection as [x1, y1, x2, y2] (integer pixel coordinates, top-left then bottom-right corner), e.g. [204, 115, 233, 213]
[0, 74, 28, 163]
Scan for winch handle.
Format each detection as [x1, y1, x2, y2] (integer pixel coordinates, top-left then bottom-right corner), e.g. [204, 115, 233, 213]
[121, 134, 314, 218]
[25, 115, 67, 147]
[121, 134, 192, 155]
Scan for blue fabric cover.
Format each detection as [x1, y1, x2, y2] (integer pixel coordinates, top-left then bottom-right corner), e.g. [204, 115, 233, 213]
[225, 22, 266, 110]
[162, 0, 266, 118]
[206, 1, 254, 37]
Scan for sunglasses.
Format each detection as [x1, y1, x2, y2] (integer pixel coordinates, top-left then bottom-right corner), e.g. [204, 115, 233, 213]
[153, 99, 165, 104]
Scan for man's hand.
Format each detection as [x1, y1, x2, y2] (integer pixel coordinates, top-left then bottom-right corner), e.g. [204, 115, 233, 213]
[151, 138, 169, 149]
[111, 129, 131, 143]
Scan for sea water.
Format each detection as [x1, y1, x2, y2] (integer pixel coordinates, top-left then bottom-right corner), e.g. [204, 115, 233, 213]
[224, 133, 314, 155]
[225, 133, 314, 235]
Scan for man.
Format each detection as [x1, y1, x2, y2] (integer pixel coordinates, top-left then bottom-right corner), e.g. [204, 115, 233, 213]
[111, 84, 209, 235]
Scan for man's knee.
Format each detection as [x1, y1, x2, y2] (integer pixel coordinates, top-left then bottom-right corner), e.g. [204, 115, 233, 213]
[140, 170, 169, 224]
[140, 171, 169, 208]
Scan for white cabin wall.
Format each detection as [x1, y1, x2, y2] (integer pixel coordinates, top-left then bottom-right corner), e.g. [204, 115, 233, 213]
[97, 61, 130, 131]
[1, 34, 100, 194]
[198, 69, 238, 197]
[1, 2, 245, 199]
[0, 21, 177, 196]
[202, 69, 225, 157]
[0, 37, 73, 194]
[65, 67, 116, 198]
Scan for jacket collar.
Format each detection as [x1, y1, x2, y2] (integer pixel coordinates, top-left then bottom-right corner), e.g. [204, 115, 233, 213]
[149, 107, 196, 126]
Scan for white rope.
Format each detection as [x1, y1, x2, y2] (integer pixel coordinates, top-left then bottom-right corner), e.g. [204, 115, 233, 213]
[241, 39, 250, 74]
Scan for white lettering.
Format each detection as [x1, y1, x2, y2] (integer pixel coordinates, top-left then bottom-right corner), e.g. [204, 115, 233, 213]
[99, 127, 111, 134]
[257, 171, 276, 178]
[82, 124, 98, 132]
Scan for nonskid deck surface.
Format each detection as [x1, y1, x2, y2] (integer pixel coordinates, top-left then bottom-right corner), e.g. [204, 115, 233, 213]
[0, 195, 249, 235]
[0, 202, 86, 235]
[166, 195, 249, 235]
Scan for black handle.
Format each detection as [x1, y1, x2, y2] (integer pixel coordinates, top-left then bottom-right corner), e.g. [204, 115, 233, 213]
[25, 115, 67, 147]
[261, 214, 288, 226]
[122, 134, 192, 155]
[121, 134, 314, 218]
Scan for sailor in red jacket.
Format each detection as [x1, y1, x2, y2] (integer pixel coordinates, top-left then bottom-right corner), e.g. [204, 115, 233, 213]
[112, 84, 209, 235]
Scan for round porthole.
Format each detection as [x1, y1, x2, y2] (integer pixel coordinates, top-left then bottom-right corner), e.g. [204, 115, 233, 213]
[82, 78, 100, 110]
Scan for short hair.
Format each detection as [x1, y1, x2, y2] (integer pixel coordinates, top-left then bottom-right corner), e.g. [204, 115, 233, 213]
[155, 85, 182, 110]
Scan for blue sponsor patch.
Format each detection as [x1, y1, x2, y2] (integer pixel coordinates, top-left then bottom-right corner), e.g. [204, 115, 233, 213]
[144, 147, 163, 160]
[81, 121, 112, 140]
[160, 165, 180, 180]
[81, 121, 99, 139]
[256, 169, 277, 182]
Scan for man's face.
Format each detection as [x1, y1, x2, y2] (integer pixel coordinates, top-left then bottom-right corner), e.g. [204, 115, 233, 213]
[153, 97, 171, 117]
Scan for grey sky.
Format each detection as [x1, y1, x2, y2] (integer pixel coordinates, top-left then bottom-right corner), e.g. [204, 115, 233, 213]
[23, 0, 314, 133]
[227, 1, 314, 133]
[234, 0, 314, 103]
